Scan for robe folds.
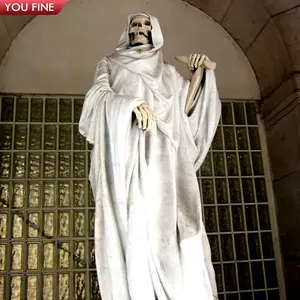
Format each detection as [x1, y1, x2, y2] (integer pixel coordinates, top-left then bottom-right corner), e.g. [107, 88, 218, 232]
[79, 13, 221, 300]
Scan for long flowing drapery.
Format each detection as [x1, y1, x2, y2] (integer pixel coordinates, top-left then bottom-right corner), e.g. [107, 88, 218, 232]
[79, 13, 221, 300]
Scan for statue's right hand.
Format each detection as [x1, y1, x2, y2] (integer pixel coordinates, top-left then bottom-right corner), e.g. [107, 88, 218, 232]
[133, 103, 157, 132]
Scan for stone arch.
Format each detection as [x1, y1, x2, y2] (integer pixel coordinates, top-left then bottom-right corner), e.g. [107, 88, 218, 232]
[0, 0, 299, 98]
[0, 0, 260, 99]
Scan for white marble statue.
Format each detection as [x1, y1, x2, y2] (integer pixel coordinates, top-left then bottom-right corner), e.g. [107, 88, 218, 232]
[79, 12, 221, 300]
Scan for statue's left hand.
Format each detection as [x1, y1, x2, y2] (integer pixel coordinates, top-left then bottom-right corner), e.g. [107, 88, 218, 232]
[133, 103, 157, 132]
[188, 53, 211, 71]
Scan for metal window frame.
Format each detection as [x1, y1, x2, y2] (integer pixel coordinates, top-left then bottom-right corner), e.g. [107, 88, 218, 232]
[198, 99, 286, 300]
[0, 94, 285, 300]
[258, 115, 286, 300]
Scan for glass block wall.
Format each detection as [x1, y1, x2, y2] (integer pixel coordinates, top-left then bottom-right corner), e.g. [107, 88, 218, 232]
[0, 95, 281, 300]
[200, 102, 280, 300]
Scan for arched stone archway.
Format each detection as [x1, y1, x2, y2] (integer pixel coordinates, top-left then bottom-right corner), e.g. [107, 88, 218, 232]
[0, 0, 299, 98]
[0, 0, 260, 99]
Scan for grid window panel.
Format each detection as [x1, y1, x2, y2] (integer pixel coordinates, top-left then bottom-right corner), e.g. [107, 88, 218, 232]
[198, 101, 280, 299]
[0, 95, 280, 300]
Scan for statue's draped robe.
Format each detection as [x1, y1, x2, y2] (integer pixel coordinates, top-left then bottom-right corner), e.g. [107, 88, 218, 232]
[79, 13, 221, 300]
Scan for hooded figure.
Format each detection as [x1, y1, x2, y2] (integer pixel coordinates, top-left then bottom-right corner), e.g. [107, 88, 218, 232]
[79, 13, 221, 300]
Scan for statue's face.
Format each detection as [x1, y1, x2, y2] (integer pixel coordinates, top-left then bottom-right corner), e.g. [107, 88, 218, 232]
[129, 15, 152, 47]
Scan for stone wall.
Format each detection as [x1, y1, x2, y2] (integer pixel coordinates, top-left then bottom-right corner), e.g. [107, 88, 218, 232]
[262, 73, 300, 298]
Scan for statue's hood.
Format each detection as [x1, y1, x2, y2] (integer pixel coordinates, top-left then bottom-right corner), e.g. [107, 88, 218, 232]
[107, 13, 169, 97]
